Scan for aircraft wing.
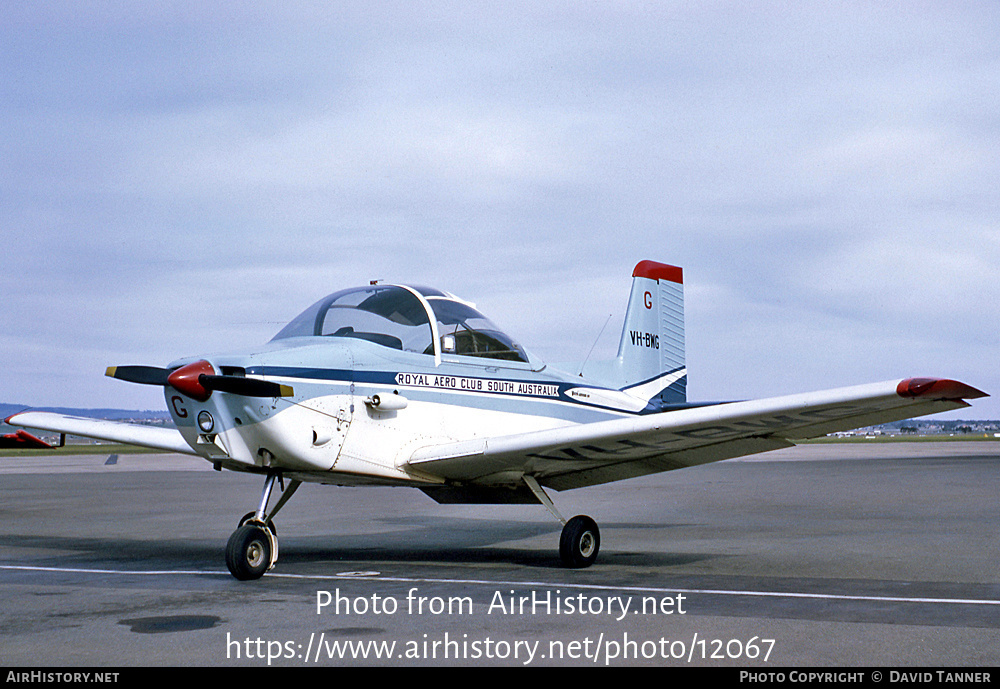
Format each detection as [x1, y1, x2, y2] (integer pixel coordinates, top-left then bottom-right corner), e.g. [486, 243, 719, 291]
[4, 411, 198, 456]
[406, 378, 988, 491]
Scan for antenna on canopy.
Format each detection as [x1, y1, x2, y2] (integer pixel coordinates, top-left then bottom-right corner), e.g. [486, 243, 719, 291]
[578, 313, 613, 377]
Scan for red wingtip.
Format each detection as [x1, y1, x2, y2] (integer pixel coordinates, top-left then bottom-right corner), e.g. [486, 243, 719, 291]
[896, 378, 989, 401]
[4, 412, 30, 426]
[633, 260, 683, 284]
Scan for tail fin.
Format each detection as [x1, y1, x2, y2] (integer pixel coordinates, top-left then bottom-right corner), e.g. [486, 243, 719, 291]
[588, 261, 686, 406]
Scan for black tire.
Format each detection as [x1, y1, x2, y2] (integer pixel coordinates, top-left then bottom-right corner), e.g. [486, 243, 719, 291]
[559, 515, 600, 568]
[238, 511, 276, 535]
[226, 524, 273, 580]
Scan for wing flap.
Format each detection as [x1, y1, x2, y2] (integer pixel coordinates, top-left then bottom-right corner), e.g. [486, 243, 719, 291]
[5, 411, 197, 456]
[541, 436, 795, 491]
[406, 378, 987, 490]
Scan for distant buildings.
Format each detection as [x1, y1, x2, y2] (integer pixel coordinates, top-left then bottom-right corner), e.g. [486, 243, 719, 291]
[829, 419, 1000, 439]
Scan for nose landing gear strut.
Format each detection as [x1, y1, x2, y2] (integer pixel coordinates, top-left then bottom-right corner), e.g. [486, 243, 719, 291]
[226, 470, 301, 580]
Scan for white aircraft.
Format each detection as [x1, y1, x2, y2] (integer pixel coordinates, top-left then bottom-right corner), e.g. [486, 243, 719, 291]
[6, 261, 987, 579]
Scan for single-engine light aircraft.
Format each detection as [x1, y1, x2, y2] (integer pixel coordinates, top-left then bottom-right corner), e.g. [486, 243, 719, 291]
[6, 261, 988, 579]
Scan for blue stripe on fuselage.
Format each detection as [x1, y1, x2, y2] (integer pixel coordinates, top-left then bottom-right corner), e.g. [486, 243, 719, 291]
[246, 365, 658, 419]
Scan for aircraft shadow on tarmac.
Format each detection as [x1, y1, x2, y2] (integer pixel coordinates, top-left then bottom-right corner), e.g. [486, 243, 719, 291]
[279, 516, 712, 569]
[2, 516, 713, 572]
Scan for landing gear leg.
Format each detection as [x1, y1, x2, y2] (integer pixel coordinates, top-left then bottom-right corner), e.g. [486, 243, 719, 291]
[226, 471, 302, 580]
[523, 475, 600, 568]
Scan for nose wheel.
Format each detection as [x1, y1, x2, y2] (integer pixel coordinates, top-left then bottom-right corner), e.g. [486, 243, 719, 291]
[225, 471, 301, 580]
[226, 523, 275, 580]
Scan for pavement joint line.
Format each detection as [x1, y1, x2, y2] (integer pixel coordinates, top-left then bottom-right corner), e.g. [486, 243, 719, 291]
[3, 564, 999, 608]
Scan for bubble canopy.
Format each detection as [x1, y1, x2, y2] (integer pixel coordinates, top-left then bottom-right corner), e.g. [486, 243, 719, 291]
[271, 285, 530, 363]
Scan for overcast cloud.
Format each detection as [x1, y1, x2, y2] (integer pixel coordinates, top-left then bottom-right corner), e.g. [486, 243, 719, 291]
[2, 2, 997, 419]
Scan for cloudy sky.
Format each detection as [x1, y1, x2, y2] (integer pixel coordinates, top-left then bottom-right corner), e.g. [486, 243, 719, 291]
[2, 2, 997, 420]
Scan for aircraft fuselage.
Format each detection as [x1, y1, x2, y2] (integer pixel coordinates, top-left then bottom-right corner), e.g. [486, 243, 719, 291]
[165, 336, 644, 486]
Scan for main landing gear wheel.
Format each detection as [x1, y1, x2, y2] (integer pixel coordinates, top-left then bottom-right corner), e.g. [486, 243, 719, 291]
[560, 515, 600, 568]
[520, 476, 601, 569]
[226, 523, 275, 581]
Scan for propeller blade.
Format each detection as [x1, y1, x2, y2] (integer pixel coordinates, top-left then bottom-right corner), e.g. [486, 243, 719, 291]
[106, 365, 171, 386]
[107, 360, 293, 399]
[200, 375, 294, 398]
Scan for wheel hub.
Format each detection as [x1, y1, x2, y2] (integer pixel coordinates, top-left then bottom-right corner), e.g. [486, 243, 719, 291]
[246, 540, 266, 568]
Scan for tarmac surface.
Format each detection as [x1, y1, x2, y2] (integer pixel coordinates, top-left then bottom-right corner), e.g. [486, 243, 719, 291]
[1, 442, 998, 667]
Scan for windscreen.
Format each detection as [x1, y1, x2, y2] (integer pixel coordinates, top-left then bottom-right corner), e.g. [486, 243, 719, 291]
[271, 286, 434, 355]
